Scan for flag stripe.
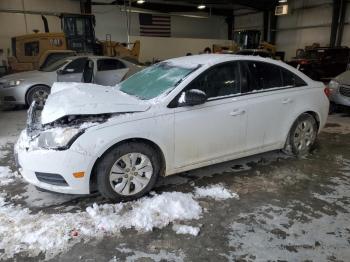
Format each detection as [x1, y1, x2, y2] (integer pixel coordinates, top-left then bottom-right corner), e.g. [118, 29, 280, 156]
[139, 13, 171, 37]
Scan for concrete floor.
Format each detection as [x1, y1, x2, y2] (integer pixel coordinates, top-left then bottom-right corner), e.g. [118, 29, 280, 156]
[1, 108, 350, 261]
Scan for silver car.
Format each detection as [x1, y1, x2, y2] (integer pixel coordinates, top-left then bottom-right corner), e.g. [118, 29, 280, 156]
[0, 56, 143, 107]
[328, 70, 350, 110]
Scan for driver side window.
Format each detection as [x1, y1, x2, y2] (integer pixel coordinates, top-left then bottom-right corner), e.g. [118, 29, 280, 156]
[186, 62, 241, 99]
[64, 57, 87, 73]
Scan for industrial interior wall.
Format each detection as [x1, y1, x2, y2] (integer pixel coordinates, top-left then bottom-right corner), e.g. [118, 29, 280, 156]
[93, 5, 228, 42]
[275, 0, 333, 60]
[129, 35, 233, 63]
[341, 4, 350, 48]
[0, 0, 80, 64]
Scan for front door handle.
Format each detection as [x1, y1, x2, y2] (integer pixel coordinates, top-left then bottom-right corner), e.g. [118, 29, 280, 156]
[282, 98, 293, 104]
[230, 109, 246, 116]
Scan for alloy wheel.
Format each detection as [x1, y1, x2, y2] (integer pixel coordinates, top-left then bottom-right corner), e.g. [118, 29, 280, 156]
[109, 153, 153, 196]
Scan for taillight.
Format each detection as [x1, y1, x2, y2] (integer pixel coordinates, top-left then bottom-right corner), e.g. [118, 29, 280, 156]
[324, 87, 331, 97]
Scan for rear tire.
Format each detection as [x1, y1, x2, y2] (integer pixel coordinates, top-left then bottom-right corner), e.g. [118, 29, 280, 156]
[26, 85, 50, 109]
[96, 142, 161, 201]
[286, 113, 318, 157]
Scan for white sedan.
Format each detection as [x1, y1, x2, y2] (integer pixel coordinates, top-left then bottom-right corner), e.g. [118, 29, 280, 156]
[16, 54, 329, 201]
[0, 56, 142, 107]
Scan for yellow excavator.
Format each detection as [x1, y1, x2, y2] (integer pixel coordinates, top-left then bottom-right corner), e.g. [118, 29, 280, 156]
[212, 30, 278, 58]
[8, 15, 141, 73]
[98, 34, 140, 64]
[8, 32, 75, 72]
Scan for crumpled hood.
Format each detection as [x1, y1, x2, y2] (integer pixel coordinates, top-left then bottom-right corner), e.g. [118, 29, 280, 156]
[41, 82, 150, 125]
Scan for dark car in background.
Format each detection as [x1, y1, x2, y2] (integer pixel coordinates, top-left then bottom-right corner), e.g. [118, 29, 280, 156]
[288, 47, 350, 82]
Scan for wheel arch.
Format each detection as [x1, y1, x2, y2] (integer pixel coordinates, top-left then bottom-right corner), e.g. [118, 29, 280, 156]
[284, 110, 321, 148]
[89, 137, 166, 193]
[25, 84, 51, 106]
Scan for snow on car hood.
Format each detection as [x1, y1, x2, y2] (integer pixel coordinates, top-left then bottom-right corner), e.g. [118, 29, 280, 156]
[41, 82, 150, 125]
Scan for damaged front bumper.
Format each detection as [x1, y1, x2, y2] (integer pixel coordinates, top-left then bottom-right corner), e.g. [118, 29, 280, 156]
[17, 144, 93, 194]
[15, 103, 96, 195]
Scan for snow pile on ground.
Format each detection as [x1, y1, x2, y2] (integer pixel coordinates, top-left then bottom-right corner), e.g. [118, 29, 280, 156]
[0, 192, 202, 260]
[194, 184, 239, 200]
[172, 224, 200, 236]
[0, 166, 17, 186]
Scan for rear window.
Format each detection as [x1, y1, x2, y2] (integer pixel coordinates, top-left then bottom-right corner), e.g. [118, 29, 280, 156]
[241, 61, 283, 92]
[240, 61, 306, 93]
[281, 68, 307, 87]
[97, 59, 126, 71]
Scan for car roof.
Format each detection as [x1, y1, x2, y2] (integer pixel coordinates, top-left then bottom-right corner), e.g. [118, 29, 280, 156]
[65, 55, 123, 61]
[165, 54, 277, 67]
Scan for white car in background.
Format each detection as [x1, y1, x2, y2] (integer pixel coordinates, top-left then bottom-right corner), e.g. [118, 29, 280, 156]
[0, 56, 142, 107]
[16, 54, 329, 201]
[328, 70, 350, 111]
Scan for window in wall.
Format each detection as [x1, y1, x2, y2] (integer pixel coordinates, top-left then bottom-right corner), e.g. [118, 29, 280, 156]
[186, 62, 241, 99]
[24, 41, 39, 56]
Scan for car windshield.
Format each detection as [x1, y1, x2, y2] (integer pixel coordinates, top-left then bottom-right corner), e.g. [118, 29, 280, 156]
[119, 62, 197, 100]
[39, 59, 69, 72]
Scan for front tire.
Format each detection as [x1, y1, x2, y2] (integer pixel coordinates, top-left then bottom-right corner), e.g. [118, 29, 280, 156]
[96, 142, 161, 201]
[26, 85, 50, 109]
[287, 113, 318, 156]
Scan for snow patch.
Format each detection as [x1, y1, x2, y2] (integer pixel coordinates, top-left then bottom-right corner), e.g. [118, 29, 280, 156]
[194, 184, 239, 200]
[0, 166, 17, 186]
[172, 224, 200, 236]
[0, 192, 201, 260]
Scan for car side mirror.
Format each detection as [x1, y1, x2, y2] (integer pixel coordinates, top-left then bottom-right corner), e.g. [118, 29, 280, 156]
[178, 89, 207, 106]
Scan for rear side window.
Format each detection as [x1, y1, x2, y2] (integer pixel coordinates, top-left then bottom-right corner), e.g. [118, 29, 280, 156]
[281, 68, 307, 87]
[240, 61, 282, 93]
[64, 57, 87, 73]
[97, 59, 126, 71]
[186, 62, 240, 99]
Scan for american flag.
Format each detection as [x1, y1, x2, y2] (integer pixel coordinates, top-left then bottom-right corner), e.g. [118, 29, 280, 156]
[139, 14, 171, 37]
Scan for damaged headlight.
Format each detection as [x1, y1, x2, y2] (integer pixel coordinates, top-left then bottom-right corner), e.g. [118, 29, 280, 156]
[37, 127, 83, 150]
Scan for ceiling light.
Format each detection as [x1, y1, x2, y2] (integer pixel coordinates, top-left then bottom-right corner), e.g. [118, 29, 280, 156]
[137, 0, 145, 4]
[197, 4, 206, 9]
[278, 0, 287, 2]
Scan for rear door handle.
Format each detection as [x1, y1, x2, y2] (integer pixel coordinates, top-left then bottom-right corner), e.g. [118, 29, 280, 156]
[230, 109, 246, 116]
[282, 98, 293, 104]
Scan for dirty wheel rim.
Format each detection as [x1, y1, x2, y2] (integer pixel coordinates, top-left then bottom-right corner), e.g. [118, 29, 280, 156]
[32, 89, 49, 107]
[109, 153, 153, 196]
[293, 120, 316, 152]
